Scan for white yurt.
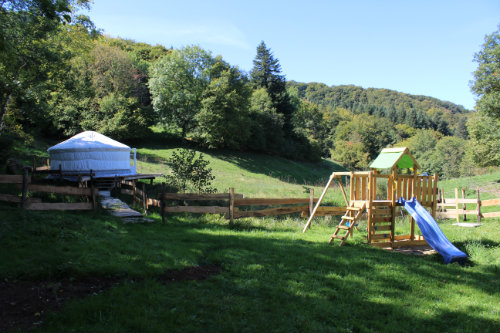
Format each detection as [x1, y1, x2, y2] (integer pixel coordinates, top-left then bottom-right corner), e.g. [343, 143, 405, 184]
[47, 131, 137, 178]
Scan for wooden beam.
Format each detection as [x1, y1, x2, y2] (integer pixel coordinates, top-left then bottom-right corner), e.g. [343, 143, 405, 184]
[25, 202, 93, 210]
[164, 206, 229, 214]
[302, 173, 335, 233]
[28, 184, 96, 196]
[234, 197, 317, 206]
[237, 205, 308, 218]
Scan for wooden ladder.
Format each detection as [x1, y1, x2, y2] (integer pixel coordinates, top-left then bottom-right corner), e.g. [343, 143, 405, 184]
[330, 201, 366, 246]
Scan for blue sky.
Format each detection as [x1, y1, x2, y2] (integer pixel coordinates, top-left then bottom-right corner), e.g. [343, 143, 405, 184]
[84, 0, 499, 110]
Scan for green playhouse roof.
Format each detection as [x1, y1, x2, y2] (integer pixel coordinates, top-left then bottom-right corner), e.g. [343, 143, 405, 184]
[369, 147, 419, 170]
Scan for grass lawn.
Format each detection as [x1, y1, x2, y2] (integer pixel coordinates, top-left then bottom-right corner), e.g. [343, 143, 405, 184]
[1, 143, 499, 332]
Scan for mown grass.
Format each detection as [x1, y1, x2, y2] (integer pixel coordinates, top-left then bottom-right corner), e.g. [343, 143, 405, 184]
[0, 202, 498, 333]
[1, 142, 499, 332]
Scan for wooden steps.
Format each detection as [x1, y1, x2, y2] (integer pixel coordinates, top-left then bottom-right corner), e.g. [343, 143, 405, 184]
[330, 201, 366, 246]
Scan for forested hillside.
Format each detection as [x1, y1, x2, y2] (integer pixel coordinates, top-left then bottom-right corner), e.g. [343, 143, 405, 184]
[1, 1, 498, 180]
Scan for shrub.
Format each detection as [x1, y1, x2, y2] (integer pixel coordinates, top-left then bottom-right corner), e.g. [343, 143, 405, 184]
[165, 149, 216, 193]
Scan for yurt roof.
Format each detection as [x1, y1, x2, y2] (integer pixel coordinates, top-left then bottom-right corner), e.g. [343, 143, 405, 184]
[48, 131, 130, 153]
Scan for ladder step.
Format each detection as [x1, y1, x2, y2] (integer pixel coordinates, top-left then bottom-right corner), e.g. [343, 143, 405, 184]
[342, 216, 355, 220]
[337, 225, 350, 230]
[347, 207, 361, 211]
[331, 235, 345, 240]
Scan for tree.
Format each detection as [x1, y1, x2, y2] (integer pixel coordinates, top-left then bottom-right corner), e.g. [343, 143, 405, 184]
[465, 113, 500, 167]
[250, 41, 294, 133]
[149, 46, 215, 137]
[195, 59, 252, 149]
[0, 0, 91, 134]
[471, 29, 500, 120]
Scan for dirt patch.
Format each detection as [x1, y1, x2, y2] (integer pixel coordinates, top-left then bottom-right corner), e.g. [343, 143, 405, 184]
[157, 264, 222, 283]
[1, 264, 222, 332]
[0, 277, 119, 332]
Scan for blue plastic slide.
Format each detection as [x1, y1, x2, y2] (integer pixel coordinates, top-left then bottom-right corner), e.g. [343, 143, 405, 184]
[398, 197, 467, 264]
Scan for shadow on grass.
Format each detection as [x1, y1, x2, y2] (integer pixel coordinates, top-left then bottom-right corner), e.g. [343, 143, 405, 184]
[1, 208, 498, 332]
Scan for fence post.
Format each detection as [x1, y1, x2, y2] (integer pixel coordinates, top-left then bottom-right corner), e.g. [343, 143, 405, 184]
[142, 183, 147, 214]
[161, 182, 165, 224]
[476, 187, 481, 224]
[461, 188, 466, 221]
[309, 188, 314, 217]
[229, 187, 235, 225]
[454, 188, 460, 223]
[91, 182, 96, 210]
[20, 167, 29, 209]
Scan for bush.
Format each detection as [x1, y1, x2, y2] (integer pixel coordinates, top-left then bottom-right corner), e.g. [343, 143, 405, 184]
[165, 149, 216, 193]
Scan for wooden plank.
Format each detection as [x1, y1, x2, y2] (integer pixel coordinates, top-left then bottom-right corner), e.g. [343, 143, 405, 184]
[421, 178, 428, 205]
[371, 242, 392, 248]
[229, 187, 235, 225]
[372, 217, 392, 223]
[482, 199, 500, 206]
[0, 175, 29, 184]
[371, 233, 391, 240]
[162, 193, 243, 200]
[361, 176, 367, 200]
[402, 177, 408, 200]
[234, 197, 316, 206]
[28, 184, 95, 196]
[303, 174, 336, 233]
[164, 206, 229, 214]
[237, 205, 308, 218]
[301, 206, 346, 217]
[0, 193, 21, 203]
[373, 225, 392, 231]
[446, 209, 478, 215]
[355, 176, 361, 201]
[482, 212, 500, 218]
[25, 202, 93, 210]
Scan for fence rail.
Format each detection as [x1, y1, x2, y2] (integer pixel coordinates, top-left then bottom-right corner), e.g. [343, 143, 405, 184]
[0, 169, 97, 210]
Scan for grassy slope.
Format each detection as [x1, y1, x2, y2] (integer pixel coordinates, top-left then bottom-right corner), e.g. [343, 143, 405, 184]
[0, 144, 499, 332]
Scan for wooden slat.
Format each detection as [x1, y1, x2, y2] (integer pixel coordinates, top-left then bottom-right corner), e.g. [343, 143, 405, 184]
[373, 225, 392, 231]
[391, 240, 428, 248]
[234, 197, 316, 206]
[421, 178, 428, 204]
[361, 176, 367, 200]
[0, 175, 30, 184]
[301, 206, 346, 217]
[446, 209, 479, 215]
[371, 233, 391, 240]
[482, 212, 500, 218]
[372, 217, 392, 223]
[161, 193, 243, 200]
[28, 184, 96, 196]
[371, 242, 392, 248]
[482, 199, 500, 206]
[236, 205, 308, 218]
[164, 206, 229, 214]
[25, 202, 93, 210]
[0, 193, 21, 203]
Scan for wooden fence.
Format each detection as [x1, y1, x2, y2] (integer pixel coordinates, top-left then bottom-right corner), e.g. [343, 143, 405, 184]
[437, 188, 500, 223]
[156, 187, 345, 224]
[0, 169, 97, 210]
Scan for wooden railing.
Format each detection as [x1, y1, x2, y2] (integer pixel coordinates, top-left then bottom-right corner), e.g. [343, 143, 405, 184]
[437, 188, 500, 222]
[157, 187, 345, 224]
[0, 170, 97, 210]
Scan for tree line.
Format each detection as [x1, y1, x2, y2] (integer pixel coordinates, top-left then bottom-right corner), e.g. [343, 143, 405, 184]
[1, 0, 498, 179]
